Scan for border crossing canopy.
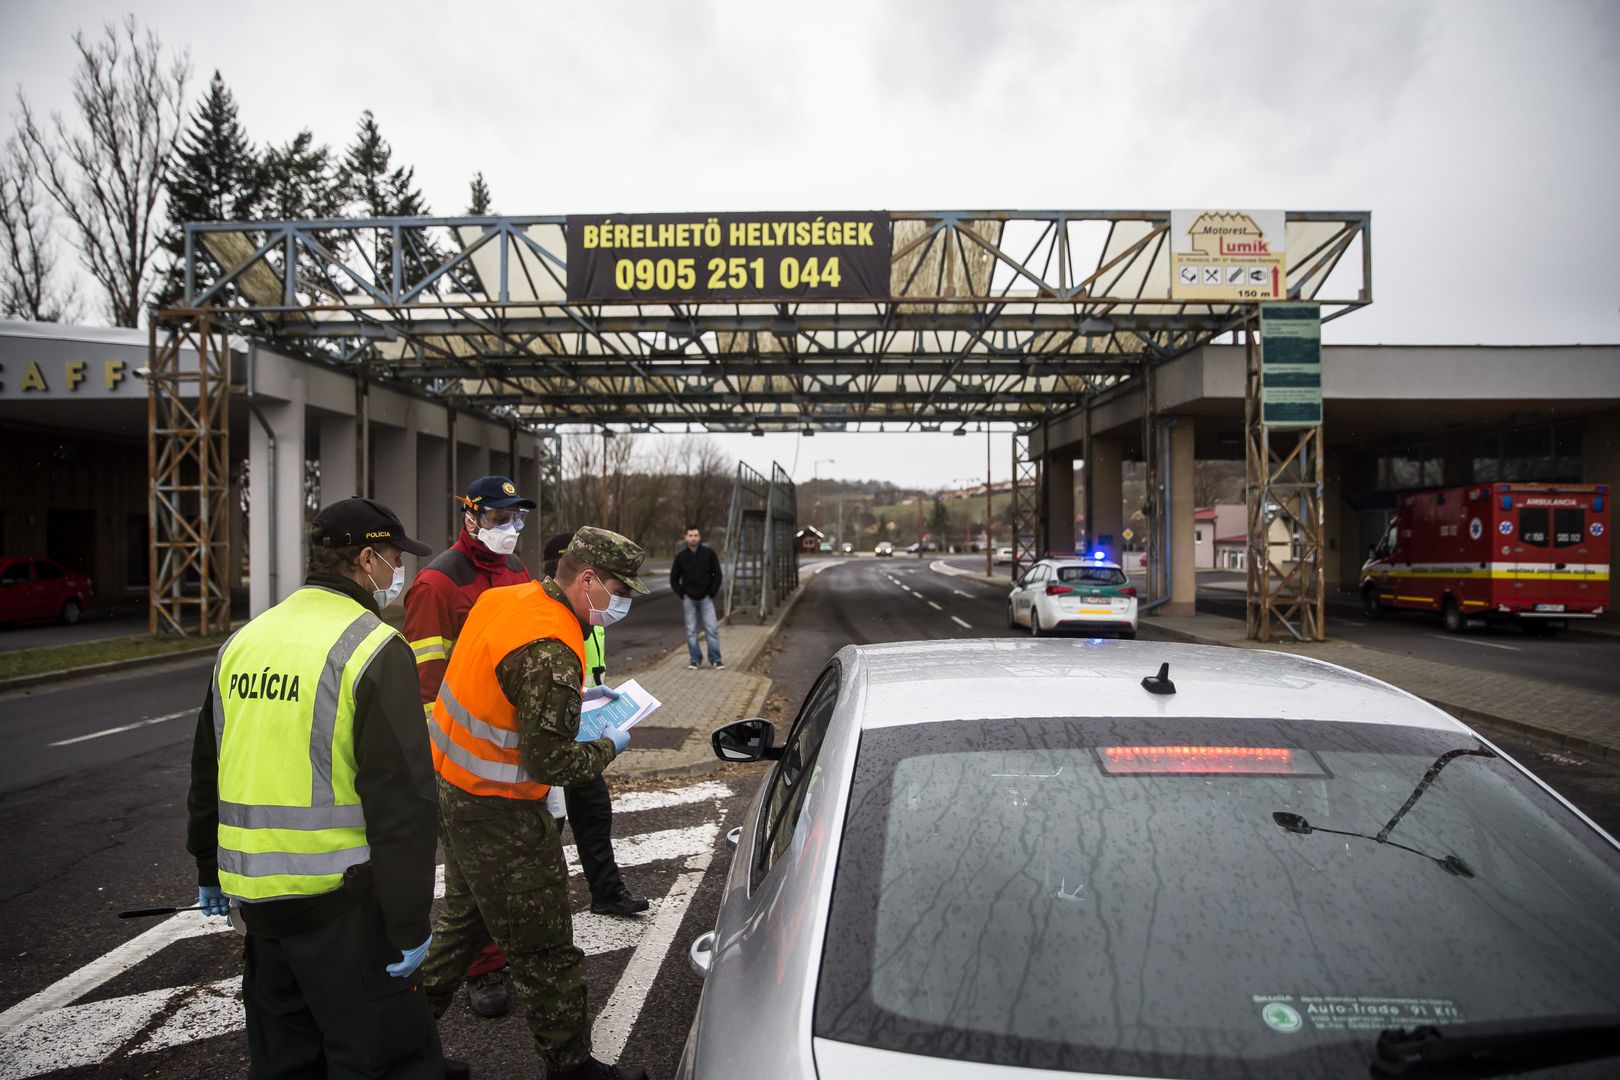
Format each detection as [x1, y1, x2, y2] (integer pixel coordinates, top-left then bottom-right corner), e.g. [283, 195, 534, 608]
[177, 208, 1370, 431]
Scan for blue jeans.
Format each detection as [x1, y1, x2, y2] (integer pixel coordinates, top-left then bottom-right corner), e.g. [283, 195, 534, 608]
[683, 596, 722, 665]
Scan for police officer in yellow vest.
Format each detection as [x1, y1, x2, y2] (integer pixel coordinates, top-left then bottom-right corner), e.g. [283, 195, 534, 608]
[186, 498, 463, 1080]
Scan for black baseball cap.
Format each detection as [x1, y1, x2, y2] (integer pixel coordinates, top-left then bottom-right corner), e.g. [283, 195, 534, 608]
[462, 475, 536, 511]
[542, 532, 573, 563]
[312, 497, 432, 556]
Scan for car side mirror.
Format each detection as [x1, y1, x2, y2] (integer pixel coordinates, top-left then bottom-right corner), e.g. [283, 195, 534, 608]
[711, 718, 782, 762]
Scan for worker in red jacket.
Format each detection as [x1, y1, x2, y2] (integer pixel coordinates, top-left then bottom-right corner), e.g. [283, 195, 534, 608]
[404, 479, 646, 1022]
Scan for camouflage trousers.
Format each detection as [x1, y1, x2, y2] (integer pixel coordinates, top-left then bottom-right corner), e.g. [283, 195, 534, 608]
[422, 778, 590, 1070]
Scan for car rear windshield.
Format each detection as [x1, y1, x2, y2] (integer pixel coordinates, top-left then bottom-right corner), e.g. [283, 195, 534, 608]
[815, 716, 1620, 1078]
[1055, 565, 1127, 585]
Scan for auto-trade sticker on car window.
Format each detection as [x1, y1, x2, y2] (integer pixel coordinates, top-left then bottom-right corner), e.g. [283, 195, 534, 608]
[1252, 994, 1464, 1034]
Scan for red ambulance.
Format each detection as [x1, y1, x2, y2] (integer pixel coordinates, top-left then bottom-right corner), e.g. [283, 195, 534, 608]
[1360, 483, 1609, 635]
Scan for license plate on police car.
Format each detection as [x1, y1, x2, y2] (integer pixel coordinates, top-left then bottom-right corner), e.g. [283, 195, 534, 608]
[1084, 595, 1110, 605]
[1535, 603, 1565, 612]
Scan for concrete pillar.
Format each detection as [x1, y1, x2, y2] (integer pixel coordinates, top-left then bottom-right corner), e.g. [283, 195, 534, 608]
[249, 392, 307, 616]
[1166, 417, 1197, 616]
[1323, 454, 1347, 591]
[416, 433, 451, 553]
[371, 424, 419, 607]
[517, 443, 543, 570]
[457, 441, 489, 494]
[318, 415, 358, 504]
[1043, 451, 1076, 553]
[1089, 436, 1124, 560]
[1582, 411, 1620, 486]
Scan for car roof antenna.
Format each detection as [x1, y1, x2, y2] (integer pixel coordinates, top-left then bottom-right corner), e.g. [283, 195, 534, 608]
[1141, 662, 1177, 695]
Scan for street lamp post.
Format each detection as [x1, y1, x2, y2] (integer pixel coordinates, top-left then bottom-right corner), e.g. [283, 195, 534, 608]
[985, 426, 994, 577]
[813, 458, 836, 543]
[952, 477, 979, 556]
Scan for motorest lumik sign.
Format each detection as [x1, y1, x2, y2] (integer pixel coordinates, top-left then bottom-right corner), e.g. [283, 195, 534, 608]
[1170, 209, 1286, 301]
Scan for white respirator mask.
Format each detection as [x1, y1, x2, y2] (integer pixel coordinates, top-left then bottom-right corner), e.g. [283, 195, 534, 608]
[476, 522, 521, 555]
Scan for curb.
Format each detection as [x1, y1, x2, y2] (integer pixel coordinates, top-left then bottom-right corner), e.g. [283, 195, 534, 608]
[0, 644, 218, 695]
[613, 582, 801, 782]
[1137, 620, 1620, 763]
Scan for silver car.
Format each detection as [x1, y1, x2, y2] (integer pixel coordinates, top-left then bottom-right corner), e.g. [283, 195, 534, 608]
[679, 639, 1620, 1079]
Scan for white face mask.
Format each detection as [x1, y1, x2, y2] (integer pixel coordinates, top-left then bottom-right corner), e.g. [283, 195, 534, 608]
[586, 574, 632, 628]
[476, 522, 521, 555]
[366, 551, 405, 609]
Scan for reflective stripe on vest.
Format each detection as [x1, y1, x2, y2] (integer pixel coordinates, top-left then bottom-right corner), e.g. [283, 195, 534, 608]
[213, 586, 398, 901]
[431, 581, 586, 799]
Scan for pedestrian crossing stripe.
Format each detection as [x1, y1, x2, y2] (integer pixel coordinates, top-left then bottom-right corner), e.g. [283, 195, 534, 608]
[0, 781, 734, 1079]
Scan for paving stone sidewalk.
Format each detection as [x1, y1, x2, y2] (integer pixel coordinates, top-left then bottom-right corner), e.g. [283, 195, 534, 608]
[604, 619, 779, 781]
[1139, 612, 1620, 760]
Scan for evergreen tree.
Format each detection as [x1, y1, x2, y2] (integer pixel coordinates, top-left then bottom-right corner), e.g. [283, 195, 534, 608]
[467, 172, 492, 215]
[261, 130, 343, 221]
[336, 110, 437, 291]
[155, 71, 263, 307]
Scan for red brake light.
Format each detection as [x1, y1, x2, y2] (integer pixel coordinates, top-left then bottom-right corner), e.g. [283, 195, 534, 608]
[1120, 586, 1136, 598]
[1045, 583, 1073, 596]
[1099, 746, 1318, 776]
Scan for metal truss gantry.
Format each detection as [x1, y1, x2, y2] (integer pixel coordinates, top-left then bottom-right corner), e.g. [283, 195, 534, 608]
[148, 313, 232, 636]
[150, 208, 1368, 635]
[1244, 325, 1327, 642]
[177, 210, 1369, 430]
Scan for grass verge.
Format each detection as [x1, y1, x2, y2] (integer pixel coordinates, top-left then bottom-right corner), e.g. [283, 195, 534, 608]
[0, 633, 226, 681]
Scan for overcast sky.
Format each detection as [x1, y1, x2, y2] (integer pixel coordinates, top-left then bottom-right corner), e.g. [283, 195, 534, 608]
[3, 0, 1616, 487]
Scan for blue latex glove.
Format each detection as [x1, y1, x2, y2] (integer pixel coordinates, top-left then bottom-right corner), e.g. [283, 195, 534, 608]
[582, 684, 620, 703]
[387, 934, 432, 979]
[197, 885, 229, 918]
[605, 724, 632, 755]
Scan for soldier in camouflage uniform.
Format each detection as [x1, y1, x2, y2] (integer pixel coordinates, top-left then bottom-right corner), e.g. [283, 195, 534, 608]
[422, 528, 650, 1080]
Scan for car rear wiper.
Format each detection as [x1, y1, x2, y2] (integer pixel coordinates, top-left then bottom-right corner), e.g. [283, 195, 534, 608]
[1371, 1013, 1620, 1077]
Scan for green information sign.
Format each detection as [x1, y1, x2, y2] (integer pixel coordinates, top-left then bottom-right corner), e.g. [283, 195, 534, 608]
[1260, 303, 1322, 427]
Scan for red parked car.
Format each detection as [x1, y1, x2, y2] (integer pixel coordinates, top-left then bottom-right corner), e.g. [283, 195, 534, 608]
[0, 557, 94, 625]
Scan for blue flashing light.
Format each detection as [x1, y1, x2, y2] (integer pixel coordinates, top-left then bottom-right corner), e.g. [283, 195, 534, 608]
[1501, 495, 1512, 510]
[1596, 496, 1605, 512]
[1091, 550, 1107, 561]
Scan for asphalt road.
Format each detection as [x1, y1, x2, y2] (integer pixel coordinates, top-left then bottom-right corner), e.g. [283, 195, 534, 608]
[1188, 571, 1620, 697]
[1, 555, 1616, 1079]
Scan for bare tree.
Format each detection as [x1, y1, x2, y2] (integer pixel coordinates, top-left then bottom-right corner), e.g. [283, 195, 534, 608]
[0, 136, 75, 320]
[15, 17, 190, 326]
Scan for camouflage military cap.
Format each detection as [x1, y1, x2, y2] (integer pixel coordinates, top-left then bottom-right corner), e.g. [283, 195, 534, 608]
[566, 526, 649, 594]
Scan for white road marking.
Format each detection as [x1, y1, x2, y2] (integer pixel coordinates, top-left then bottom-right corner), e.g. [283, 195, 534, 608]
[928, 601, 942, 610]
[0, 778, 731, 1075]
[1426, 633, 1520, 652]
[0, 910, 219, 1033]
[591, 849, 714, 1059]
[951, 615, 972, 629]
[430, 822, 718, 892]
[952, 589, 973, 598]
[48, 710, 191, 747]
[611, 781, 731, 814]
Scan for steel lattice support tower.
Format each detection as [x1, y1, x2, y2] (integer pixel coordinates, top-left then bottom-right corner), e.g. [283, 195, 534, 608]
[1010, 430, 1041, 579]
[1244, 324, 1326, 642]
[148, 313, 232, 637]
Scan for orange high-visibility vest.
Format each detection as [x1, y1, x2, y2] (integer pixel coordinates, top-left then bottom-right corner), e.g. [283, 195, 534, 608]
[429, 581, 587, 799]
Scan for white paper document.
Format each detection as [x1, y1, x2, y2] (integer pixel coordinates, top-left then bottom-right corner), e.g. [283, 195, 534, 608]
[576, 678, 662, 741]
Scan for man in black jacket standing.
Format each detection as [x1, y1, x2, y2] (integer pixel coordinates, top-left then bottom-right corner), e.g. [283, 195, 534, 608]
[670, 525, 724, 669]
